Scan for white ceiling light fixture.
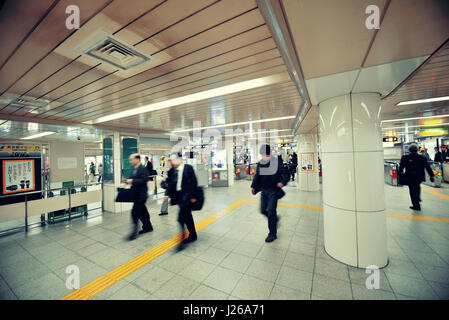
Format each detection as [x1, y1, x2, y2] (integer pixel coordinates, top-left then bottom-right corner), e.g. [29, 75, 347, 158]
[396, 96, 449, 106]
[171, 115, 296, 133]
[224, 129, 291, 137]
[84, 73, 289, 124]
[381, 114, 449, 123]
[21, 131, 55, 140]
[382, 122, 449, 130]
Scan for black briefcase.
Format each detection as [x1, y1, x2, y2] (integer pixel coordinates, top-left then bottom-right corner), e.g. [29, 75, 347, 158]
[115, 188, 135, 202]
[191, 187, 205, 211]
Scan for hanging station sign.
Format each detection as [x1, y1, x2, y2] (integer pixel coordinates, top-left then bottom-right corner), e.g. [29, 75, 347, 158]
[419, 128, 448, 137]
[0, 144, 42, 157]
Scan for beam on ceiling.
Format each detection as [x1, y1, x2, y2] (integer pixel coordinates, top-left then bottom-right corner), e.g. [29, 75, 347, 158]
[256, 0, 311, 135]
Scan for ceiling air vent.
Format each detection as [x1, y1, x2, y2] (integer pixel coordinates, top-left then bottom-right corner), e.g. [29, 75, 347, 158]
[84, 37, 150, 70]
[8, 96, 49, 111]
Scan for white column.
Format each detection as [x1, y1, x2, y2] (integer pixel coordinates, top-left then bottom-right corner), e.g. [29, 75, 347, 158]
[319, 93, 387, 268]
[297, 134, 319, 191]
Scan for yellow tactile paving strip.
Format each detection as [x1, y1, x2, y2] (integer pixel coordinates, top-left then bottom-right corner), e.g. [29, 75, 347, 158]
[61, 200, 245, 300]
[61, 198, 448, 300]
[422, 187, 449, 202]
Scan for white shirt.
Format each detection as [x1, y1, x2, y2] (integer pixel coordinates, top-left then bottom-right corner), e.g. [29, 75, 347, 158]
[176, 163, 184, 191]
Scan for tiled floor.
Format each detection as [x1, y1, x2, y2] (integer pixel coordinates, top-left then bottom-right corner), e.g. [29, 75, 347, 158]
[0, 180, 448, 300]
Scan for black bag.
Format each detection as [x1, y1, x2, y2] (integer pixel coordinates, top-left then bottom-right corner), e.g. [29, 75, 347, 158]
[160, 180, 168, 190]
[191, 186, 205, 211]
[115, 188, 135, 202]
[276, 187, 286, 199]
[399, 155, 417, 186]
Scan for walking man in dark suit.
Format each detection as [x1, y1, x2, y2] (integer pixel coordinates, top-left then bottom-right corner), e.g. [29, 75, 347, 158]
[166, 152, 199, 250]
[123, 154, 153, 240]
[251, 144, 290, 243]
[145, 156, 154, 181]
[399, 144, 435, 211]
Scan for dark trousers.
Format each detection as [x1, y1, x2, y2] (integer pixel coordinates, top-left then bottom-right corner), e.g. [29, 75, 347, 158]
[131, 201, 152, 232]
[176, 192, 197, 237]
[408, 182, 421, 209]
[260, 188, 278, 236]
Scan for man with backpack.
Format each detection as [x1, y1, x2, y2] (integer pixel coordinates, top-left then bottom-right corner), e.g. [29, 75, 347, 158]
[399, 144, 435, 211]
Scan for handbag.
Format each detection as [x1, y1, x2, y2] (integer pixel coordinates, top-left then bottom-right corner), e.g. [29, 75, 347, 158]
[115, 187, 135, 202]
[160, 180, 168, 190]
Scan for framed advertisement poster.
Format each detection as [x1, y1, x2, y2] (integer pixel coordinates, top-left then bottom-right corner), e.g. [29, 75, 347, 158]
[300, 153, 314, 172]
[2, 159, 36, 194]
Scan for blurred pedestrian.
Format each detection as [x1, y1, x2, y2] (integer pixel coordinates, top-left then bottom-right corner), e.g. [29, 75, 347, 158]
[123, 154, 153, 240]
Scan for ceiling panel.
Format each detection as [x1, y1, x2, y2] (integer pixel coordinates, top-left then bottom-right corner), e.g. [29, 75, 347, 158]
[365, 0, 449, 67]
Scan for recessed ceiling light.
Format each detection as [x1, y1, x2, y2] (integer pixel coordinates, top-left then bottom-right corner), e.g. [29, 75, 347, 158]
[171, 116, 296, 133]
[21, 132, 55, 140]
[396, 96, 449, 106]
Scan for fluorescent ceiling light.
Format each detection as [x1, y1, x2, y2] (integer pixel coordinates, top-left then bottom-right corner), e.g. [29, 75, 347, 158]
[397, 96, 449, 106]
[171, 115, 296, 133]
[382, 122, 449, 130]
[381, 114, 449, 123]
[224, 129, 291, 137]
[21, 131, 55, 140]
[84, 73, 289, 124]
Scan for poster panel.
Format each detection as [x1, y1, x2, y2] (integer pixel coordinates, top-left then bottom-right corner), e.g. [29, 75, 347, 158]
[2, 159, 36, 194]
[300, 153, 314, 172]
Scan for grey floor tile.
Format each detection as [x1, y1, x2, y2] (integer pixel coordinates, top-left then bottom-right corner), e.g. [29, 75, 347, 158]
[107, 283, 151, 300]
[314, 257, 350, 282]
[232, 241, 263, 258]
[231, 275, 273, 300]
[283, 251, 315, 273]
[276, 265, 313, 293]
[158, 253, 195, 274]
[197, 247, 230, 265]
[256, 246, 287, 265]
[269, 285, 310, 300]
[203, 266, 243, 294]
[348, 266, 393, 292]
[178, 259, 216, 283]
[220, 252, 253, 273]
[387, 273, 439, 299]
[189, 284, 228, 300]
[245, 259, 281, 283]
[132, 266, 175, 294]
[311, 274, 353, 300]
[351, 283, 396, 300]
[428, 281, 449, 300]
[155, 275, 200, 299]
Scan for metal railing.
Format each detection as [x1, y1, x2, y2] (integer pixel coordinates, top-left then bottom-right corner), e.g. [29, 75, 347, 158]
[0, 182, 102, 235]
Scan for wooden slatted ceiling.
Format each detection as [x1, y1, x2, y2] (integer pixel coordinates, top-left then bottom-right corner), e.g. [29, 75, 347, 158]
[0, 0, 300, 134]
[106, 81, 300, 131]
[381, 40, 449, 121]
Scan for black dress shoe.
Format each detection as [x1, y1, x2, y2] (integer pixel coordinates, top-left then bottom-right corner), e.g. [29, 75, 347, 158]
[182, 235, 197, 244]
[127, 233, 138, 241]
[159, 212, 168, 216]
[409, 206, 421, 211]
[139, 227, 153, 234]
[265, 234, 277, 243]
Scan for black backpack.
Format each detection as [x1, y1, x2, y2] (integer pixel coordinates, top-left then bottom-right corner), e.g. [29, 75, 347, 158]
[399, 155, 417, 185]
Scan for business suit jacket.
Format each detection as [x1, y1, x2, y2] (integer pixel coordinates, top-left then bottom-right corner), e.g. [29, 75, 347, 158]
[130, 164, 149, 202]
[251, 157, 290, 194]
[166, 164, 198, 205]
[399, 152, 434, 183]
